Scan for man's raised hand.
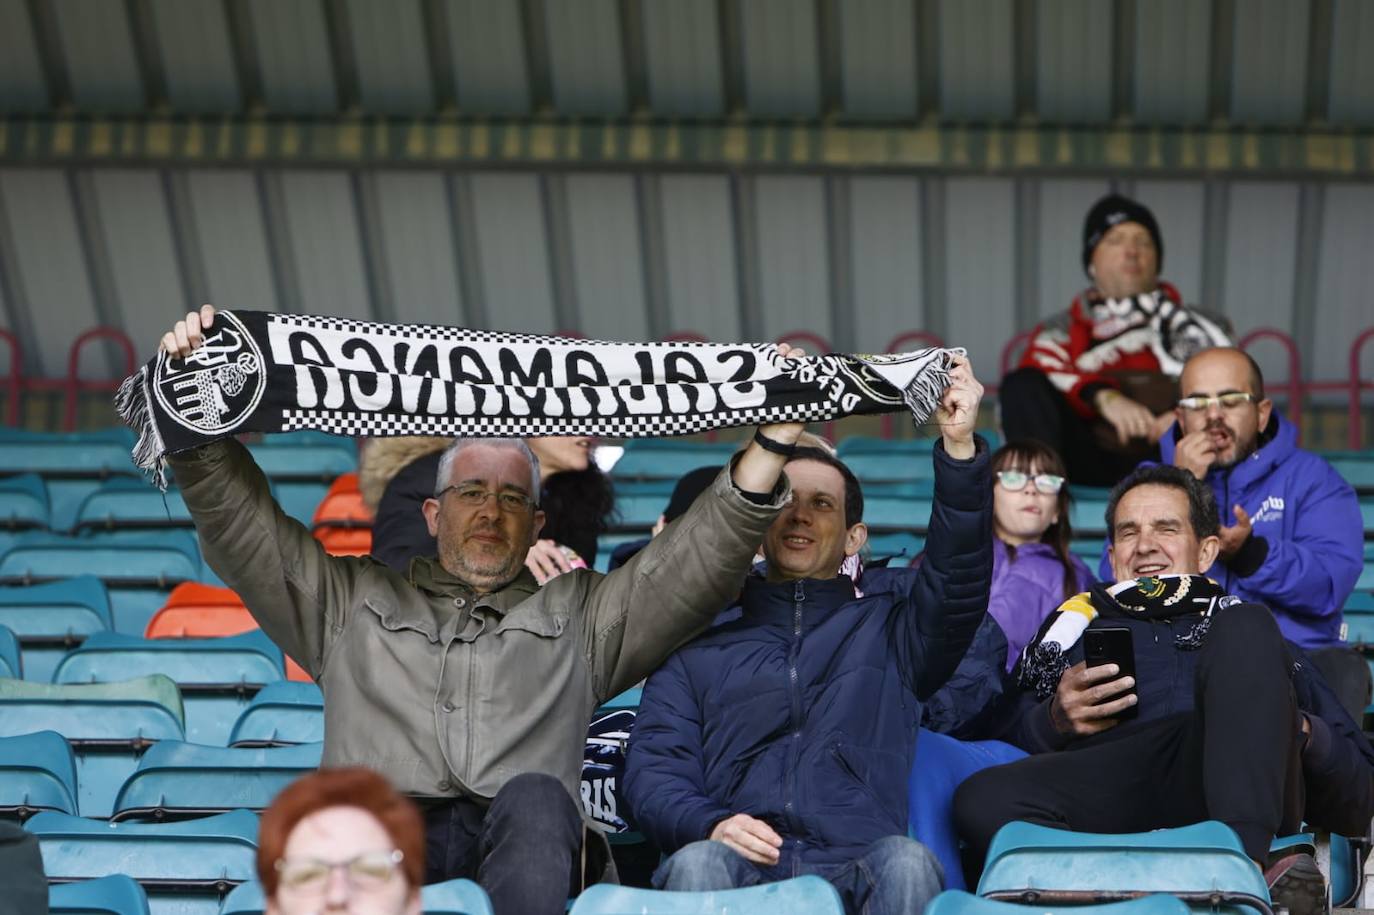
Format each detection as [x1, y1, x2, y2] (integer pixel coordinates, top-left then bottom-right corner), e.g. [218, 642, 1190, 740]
[161, 304, 217, 358]
[936, 355, 983, 459]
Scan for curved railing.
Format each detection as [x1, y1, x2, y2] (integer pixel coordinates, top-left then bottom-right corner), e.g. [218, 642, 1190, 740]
[1237, 328, 1303, 429]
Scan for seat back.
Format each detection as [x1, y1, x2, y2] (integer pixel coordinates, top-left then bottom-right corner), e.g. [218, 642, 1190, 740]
[977, 821, 1271, 915]
[835, 437, 939, 483]
[111, 741, 321, 821]
[0, 473, 50, 532]
[228, 682, 324, 747]
[54, 631, 284, 746]
[569, 875, 845, 914]
[0, 623, 19, 678]
[0, 427, 139, 531]
[928, 890, 1193, 915]
[73, 480, 193, 533]
[49, 874, 152, 915]
[219, 878, 493, 915]
[610, 441, 737, 482]
[0, 576, 112, 682]
[144, 584, 312, 684]
[311, 473, 373, 557]
[0, 730, 78, 820]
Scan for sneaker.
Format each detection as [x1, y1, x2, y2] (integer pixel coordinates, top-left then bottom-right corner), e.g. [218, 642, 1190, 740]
[1264, 852, 1329, 915]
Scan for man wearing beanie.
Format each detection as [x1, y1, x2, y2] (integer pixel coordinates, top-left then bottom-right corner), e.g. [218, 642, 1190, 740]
[1000, 194, 1231, 486]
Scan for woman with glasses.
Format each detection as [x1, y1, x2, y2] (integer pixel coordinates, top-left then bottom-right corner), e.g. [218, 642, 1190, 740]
[260, 768, 424, 915]
[985, 441, 1096, 670]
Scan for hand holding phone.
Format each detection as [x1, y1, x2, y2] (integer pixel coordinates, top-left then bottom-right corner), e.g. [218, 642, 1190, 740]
[1049, 629, 1139, 736]
[1083, 626, 1139, 720]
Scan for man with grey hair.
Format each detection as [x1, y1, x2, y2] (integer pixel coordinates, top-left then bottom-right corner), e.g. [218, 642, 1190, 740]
[159, 306, 812, 915]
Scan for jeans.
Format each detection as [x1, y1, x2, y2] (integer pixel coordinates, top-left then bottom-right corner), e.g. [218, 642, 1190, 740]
[653, 836, 944, 915]
[422, 772, 587, 915]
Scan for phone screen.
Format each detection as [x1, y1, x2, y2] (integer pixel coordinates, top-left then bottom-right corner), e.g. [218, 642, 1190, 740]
[1083, 626, 1138, 719]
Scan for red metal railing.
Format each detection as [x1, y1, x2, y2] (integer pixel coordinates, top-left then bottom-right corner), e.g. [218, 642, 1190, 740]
[63, 328, 138, 432]
[0, 330, 22, 426]
[1236, 328, 1304, 430]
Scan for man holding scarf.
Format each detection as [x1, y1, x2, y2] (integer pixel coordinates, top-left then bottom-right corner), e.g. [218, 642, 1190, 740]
[953, 463, 1374, 915]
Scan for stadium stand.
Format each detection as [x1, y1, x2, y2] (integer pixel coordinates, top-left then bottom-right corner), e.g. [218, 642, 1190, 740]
[0, 472, 50, 551]
[143, 583, 312, 683]
[567, 875, 845, 914]
[29, 808, 258, 914]
[0, 729, 78, 820]
[245, 431, 358, 527]
[310, 471, 372, 556]
[52, 630, 285, 746]
[49, 873, 152, 915]
[73, 479, 194, 532]
[0, 622, 19, 678]
[0, 576, 113, 682]
[0, 674, 184, 817]
[227, 682, 324, 748]
[218, 877, 495, 915]
[0, 428, 140, 532]
[927, 891, 1193, 915]
[609, 439, 737, 482]
[110, 741, 321, 822]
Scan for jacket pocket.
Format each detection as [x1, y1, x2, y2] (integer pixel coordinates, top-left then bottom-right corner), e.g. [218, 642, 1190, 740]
[363, 596, 439, 643]
[493, 607, 568, 638]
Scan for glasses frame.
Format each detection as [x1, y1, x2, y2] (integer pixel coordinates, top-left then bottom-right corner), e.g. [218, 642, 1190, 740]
[435, 485, 536, 512]
[274, 848, 405, 893]
[1176, 392, 1257, 413]
[995, 470, 1065, 495]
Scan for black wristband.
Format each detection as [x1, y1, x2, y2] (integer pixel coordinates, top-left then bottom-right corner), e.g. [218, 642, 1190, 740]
[753, 429, 797, 457]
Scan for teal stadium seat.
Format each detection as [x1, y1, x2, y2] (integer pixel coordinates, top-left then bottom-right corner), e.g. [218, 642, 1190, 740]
[610, 440, 737, 482]
[228, 682, 324, 748]
[835, 436, 938, 482]
[609, 492, 666, 531]
[0, 531, 202, 635]
[0, 472, 50, 535]
[0, 730, 78, 820]
[865, 532, 925, 564]
[1325, 454, 1374, 495]
[54, 630, 285, 746]
[1069, 487, 1114, 538]
[929, 891, 1192, 915]
[977, 821, 1272, 915]
[1344, 613, 1374, 649]
[0, 427, 139, 531]
[218, 877, 493, 915]
[0, 622, 20, 678]
[246, 432, 357, 527]
[111, 740, 321, 822]
[28, 809, 258, 915]
[74, 480, 194, 532]
[568, 875, 844, 914]
[863, 495, 933, 533]
[0, 576, 112, 682]
[1346, 591, 1374, 614]
[0, 674, 184, 817]
[50, 874, 152, 915]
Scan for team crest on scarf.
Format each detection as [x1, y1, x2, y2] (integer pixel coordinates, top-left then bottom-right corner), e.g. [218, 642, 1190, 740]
[152, 311, 265, 435]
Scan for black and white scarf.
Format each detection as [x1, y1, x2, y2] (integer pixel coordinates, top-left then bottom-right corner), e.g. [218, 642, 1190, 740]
[116, 311, 963, 484]
[1079, 286, 1232, 376]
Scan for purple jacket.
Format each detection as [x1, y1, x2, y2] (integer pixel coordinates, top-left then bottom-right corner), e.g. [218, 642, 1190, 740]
[990, 539, 1095, 671]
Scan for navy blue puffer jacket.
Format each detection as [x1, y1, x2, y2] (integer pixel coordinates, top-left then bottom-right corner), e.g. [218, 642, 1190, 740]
[623, 439, 992, 870]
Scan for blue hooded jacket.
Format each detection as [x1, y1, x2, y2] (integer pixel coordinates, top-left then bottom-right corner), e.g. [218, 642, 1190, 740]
[623, 439, 992, 871]
[1100, 414, 1362, 648]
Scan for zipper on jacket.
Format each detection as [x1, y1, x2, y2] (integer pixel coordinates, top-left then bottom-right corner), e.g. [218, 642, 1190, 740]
[783, 580, 806, 844]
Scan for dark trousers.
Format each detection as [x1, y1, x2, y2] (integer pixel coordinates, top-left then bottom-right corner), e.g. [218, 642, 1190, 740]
[999, 367, 1153, 487]
[423, 773, 587, 915]
[954, 604, 1305, 866]
[1310, 644, 1373, 724]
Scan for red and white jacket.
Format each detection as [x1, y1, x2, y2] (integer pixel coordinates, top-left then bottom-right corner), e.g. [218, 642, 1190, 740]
[1018, 282, 1232, 418]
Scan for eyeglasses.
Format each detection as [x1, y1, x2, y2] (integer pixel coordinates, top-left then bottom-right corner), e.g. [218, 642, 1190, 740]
[996, 470, 1064, 495]
[275, 849, 404, 893]
[1177, 392, 1256, 412]
[436, 486, 535, 512]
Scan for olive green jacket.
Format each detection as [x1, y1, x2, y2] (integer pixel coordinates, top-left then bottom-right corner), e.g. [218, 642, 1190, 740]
[171, 440, 785, 804]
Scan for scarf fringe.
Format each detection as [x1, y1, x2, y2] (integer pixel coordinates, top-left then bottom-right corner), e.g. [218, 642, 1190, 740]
[115, 368, 169, 490]
[901, 357, 953, 429]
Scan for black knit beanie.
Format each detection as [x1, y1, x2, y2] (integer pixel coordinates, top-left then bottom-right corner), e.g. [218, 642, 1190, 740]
[1082, 194, 1163, 277]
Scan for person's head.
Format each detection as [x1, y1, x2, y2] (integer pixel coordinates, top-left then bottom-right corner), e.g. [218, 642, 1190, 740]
[259, 768, 423, 915]
[528, 436, 594, 480]
[991, 441, 1081, 599]
[1106, 464, 1220, 582]
[422, 438, 545, 592]
[1082, 194, 1163, 298]
[762, 447, 867, 583]
[1175, 347, 1272, 471]
[652, 465, 719, 536]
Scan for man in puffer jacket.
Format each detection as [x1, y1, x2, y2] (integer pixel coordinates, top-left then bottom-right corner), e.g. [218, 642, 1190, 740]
[623, 359, 990, 915]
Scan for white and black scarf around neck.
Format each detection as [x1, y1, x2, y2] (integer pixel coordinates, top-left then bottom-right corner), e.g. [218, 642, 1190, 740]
[116, 310, 963, 485]
[1081, 286, 1232, 376]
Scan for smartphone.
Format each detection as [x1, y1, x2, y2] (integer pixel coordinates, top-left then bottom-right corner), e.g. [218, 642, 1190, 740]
[1082, 626, 1138, 720]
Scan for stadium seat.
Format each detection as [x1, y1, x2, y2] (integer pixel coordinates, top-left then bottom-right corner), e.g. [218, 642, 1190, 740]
[607, 492, 664, 531]
[54, 630, 285, 746]
[568, 875, 845, 914]
[73, 479, 193, 532]
[976, 821, 1271, 915]
[218, 877, 494, 915]
[228, 681, 324, 747]
[1345, 591, 1374, 614]
[0, 472, 50, 533]
[834, 437, 939, 483]
[111, 740, 321, 822]
[50, 874, 152, 915]
[0, 531, 202, 635]
[1325, 455, 1374, 495]
[0, 730, 78, 820]
[311, 473, 373, 557]
[863, 495, 934, 533]
[0, 576, 113, 682]
[610, 440, 737, 482]
[1345, 613, 1374, 649]
[0, 623, 19, 678]
[28, 808, 258, 915]
[0, 427, 140, 531]
[866, 532, 925, 564]
[144, 583, 312, 683]
[0, 674, 184, 817]
[1069, 488, 1113, 537]
[927, 891, 1193, 915]
[247, 433, 357, 527]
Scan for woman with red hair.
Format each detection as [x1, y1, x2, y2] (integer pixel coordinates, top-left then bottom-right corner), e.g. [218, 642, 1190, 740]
[258, 768, 424, 915]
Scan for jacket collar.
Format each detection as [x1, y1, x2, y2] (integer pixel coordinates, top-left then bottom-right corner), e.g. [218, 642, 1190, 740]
[407, 555, 540, 614]
[740, 574, 858, 629]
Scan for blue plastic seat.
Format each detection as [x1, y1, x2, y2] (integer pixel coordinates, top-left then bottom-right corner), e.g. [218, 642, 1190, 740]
[866, 532, 925, 564]
[112, 740, 321, 821]
[610, 440, 737, 482]
[50, 874, 152, 915]
[1344, 613, 1374, 649]
[977, 821, 1271, 915]
[1345, 591, 1374, 613]
[836, 438, 941, 484]
[54, 630, 285, 746]
[0, 623, 19, 678]
[863, 495, 933, 533]
[29, 809, 258, 915]
[929, 890, 1192, 915]
[228, 682, 324, 747]
[74, 480, 194, 532]
[569, 874, 845, 914]
[0, 674, 185, 817]
[0, 427, 140, 531]
[0, 576, 113, 681]
[0, 531, 202, 635]
[0, 473, 50, 531]
[0, 730, 78, 819]
[1070, 492, 1113, 537]
[218, 877, 493, 915]
[609, 492, 666, 531]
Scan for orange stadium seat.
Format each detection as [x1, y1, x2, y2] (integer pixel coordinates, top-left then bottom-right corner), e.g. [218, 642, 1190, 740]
[145, 582, 312, 682]
[311, 473, 373, 557]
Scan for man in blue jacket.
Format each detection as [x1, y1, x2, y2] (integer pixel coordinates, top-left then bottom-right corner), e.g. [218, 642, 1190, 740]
[623, 359, 991, 915]
[1099, 347, 1367, 717]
